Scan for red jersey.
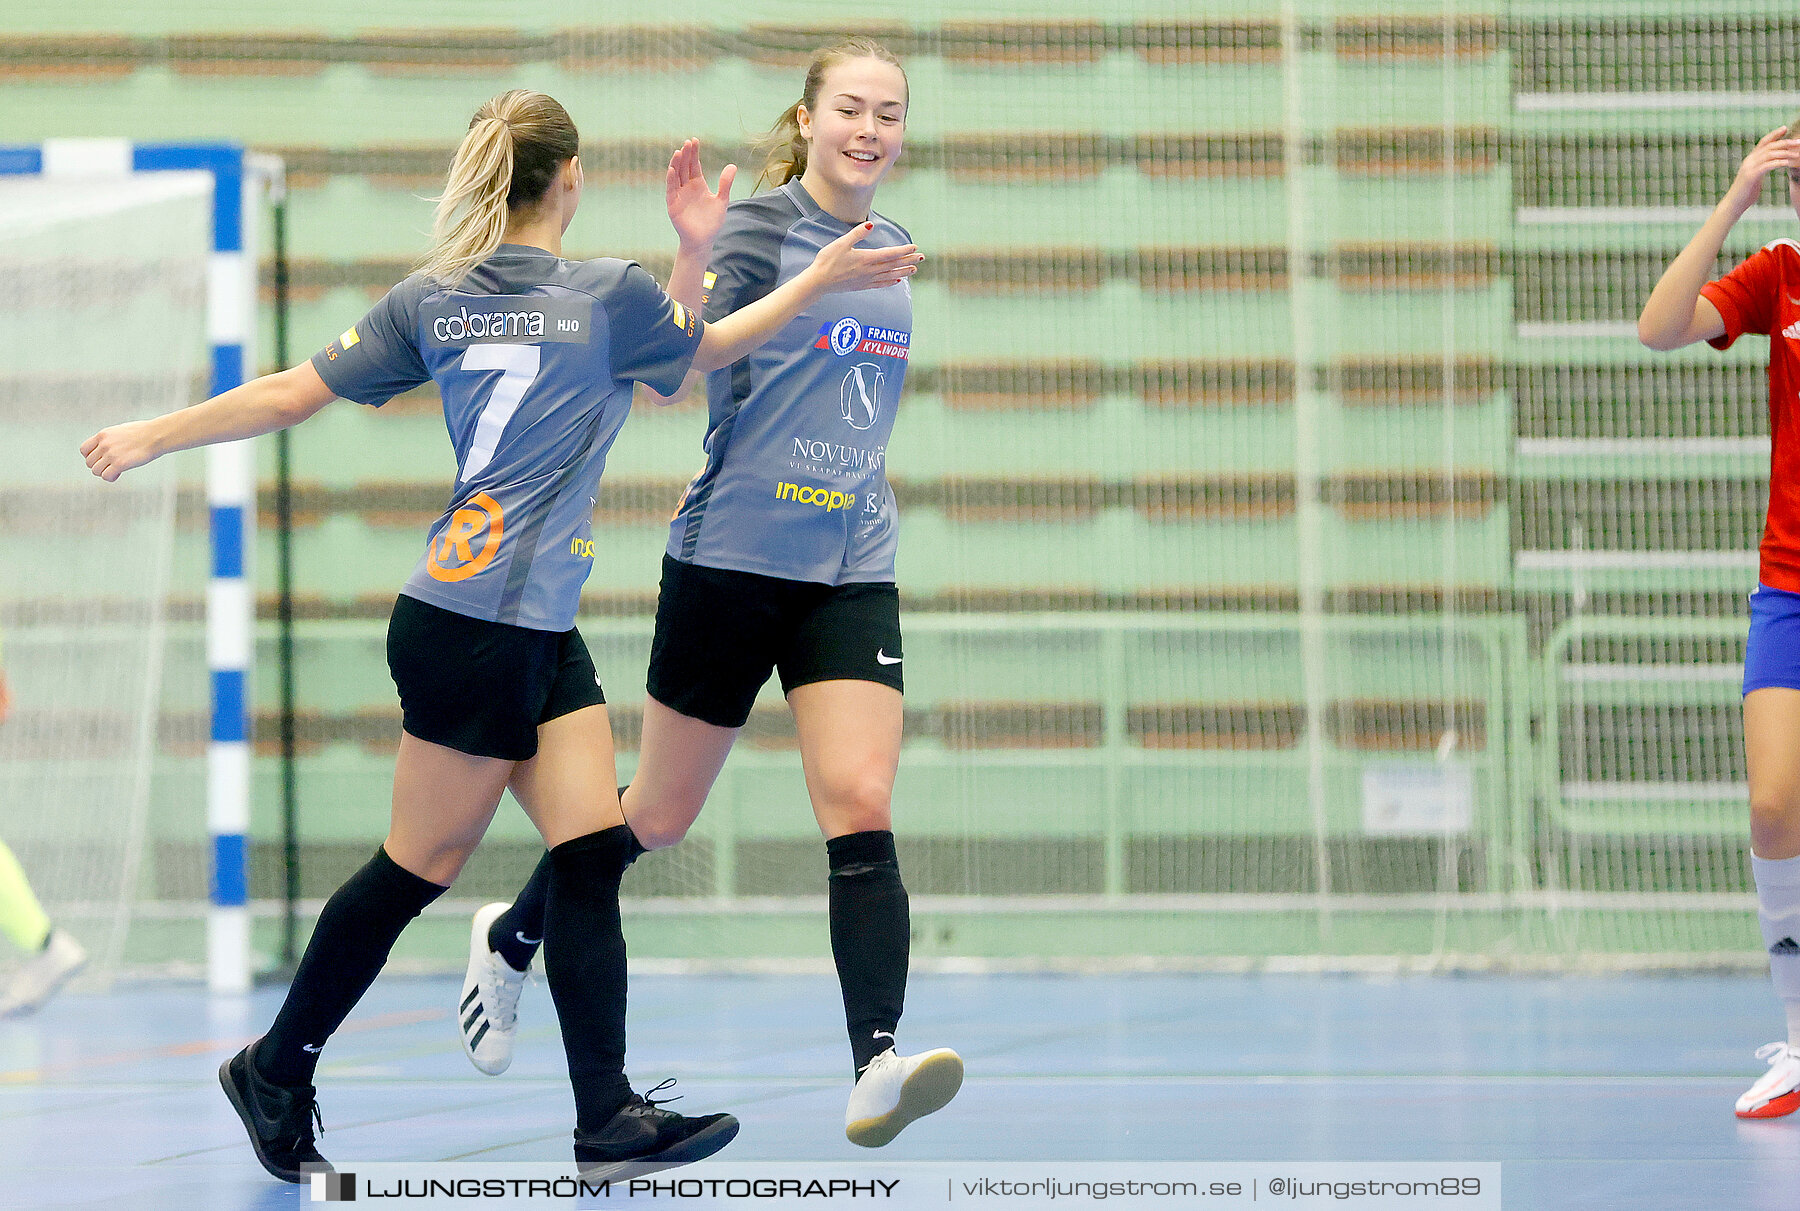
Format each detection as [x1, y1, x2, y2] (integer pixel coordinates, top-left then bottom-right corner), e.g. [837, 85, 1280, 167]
[1701, 237, 1800, 591]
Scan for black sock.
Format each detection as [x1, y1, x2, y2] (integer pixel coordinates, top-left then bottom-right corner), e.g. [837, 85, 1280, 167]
[259, 846, 445, 1087]
[827, 830, 909, 1076]
[543, 826, 636, 1131]
[490, 854, 551, 971]
[491, 794, 643, 973]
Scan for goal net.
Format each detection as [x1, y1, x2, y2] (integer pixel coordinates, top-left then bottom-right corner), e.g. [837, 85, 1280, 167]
[604, 8, 1766, 972]
[0, 172, 210, 984]
[5, 7, 1773, 975]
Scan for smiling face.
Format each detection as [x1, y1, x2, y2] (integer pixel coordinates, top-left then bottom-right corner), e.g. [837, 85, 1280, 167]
[796, 56, 908, 211]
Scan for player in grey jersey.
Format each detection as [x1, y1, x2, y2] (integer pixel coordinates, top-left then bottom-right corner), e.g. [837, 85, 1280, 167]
[465, 40, 964, 1150]
[81, 89, 919, 1182]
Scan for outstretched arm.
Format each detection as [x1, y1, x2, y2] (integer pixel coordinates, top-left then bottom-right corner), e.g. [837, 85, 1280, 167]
[664, 137, 736, 314]
[1639, 125, 1800, 350]
[81, 361, 336, 482]
[692, 223, 921, 373]
[652, 138, 738, 405]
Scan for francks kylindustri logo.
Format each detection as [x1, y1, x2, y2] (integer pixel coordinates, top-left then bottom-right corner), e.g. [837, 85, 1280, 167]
[830, 317, 863, 356]
[814, 318, 909, 360]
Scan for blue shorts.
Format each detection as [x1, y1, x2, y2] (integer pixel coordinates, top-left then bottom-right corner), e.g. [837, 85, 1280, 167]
[1744, 584, 1800, 694]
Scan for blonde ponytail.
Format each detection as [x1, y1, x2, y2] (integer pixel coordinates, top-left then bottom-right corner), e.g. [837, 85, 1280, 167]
[419, 90, 580, 286]
[755, 38, 906, 190]
[754, 102, 809, 188]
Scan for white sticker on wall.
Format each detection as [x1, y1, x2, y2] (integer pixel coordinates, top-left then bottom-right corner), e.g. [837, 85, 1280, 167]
[1361, 762, 1475, 835]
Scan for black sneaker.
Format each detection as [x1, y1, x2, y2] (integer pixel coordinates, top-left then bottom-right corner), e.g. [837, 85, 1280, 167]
[218, 1040, 331, 1183]
[573, 1079, 739, 1179]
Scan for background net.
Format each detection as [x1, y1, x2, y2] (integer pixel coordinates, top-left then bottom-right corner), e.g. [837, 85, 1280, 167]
[1, 1, 1784, 970]
[0, 173, 209, 982]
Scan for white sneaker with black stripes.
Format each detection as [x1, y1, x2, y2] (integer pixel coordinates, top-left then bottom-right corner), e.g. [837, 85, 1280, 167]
[459, 902, 527, 1076]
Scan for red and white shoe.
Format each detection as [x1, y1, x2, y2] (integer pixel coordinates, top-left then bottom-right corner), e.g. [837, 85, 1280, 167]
[1736, 1043, 1800, 1119]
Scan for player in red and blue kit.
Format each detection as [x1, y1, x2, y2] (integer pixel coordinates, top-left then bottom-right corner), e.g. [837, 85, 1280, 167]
[1640, 117, 1800, 1118]
[81, 89, 918, 1180]
[458, 40, 965, 1149]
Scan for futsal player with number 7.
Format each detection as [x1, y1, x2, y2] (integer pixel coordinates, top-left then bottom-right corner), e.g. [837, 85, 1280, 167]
[1639, 116, 1800, 1119]
[460, 39, 966, 1150]
[79, 89, 919, 1181]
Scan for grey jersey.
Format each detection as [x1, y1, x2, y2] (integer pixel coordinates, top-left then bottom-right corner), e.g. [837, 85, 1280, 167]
[312, 245, 702, 631]
[667, 181, 912, 584]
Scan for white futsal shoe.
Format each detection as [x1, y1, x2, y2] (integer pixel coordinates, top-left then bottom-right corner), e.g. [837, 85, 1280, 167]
[0, 928, 86, 1017]
[459, 903, 527, 1075]
[1736, 1042, 1800, 1119]
[845, 1046, 964, 1147]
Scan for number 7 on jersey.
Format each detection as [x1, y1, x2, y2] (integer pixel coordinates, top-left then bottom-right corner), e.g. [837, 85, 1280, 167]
[456, 344, 542, 483]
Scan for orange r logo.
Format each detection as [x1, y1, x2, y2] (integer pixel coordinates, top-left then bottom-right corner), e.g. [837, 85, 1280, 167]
[427, 492, 505, 582]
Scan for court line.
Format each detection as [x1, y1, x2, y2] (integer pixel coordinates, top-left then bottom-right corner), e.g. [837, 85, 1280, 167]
[440, 1083, 831, 1162]
[190, 1071, 1752, 1087]
[0, 1085, 189, 1120]
[143, 1091, 539, 1165]
[0, 1007, 447, 1084]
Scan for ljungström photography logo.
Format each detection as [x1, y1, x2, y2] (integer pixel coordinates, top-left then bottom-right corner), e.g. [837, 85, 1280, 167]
[311, 1170, 356, 1201]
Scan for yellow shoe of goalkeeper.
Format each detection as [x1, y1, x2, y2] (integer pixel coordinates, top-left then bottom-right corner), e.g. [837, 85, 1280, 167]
[845, 1047, 963, 1147]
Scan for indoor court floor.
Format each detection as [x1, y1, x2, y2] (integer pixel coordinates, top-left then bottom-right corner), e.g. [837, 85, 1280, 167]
[0, 970, 1793, 1210]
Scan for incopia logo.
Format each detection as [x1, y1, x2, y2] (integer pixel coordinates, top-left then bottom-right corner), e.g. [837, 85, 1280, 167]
[310, 1171, 355, 1201]
[774, 482, 856, 511]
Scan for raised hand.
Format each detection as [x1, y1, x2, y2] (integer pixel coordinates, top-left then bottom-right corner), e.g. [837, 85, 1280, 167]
[809, 223, 923, 294]
[1724, 126, 1800, 217]
[80, 421, 160, 482]
[666, 138, 736, 252]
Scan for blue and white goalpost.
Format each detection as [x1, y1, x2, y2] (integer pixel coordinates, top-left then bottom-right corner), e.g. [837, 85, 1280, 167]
[0, 141, 273, 994]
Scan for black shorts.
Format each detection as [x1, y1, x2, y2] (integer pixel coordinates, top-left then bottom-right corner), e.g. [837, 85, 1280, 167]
[646, 554, 902, 729]
[386, 593, 606, 761]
